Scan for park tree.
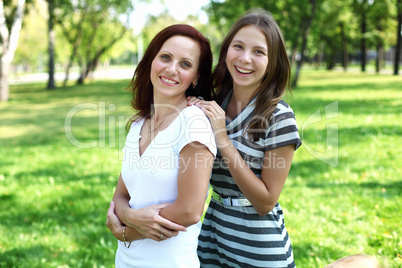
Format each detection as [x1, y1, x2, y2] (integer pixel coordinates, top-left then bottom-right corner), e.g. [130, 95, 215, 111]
[13, 0, 47, 72]
[353, 0, 373, 72]
[46, 0, 55, 89]
[395, 0, 402, 75]
[369, 0, 394, 73]
[54, 0, 133, 85]
[311, 0, 356, 71]
[55, 2, 89, 86]
[289, 0, 318, 88]
[0, 0, 26, 101]
[76, 9, 130, 84]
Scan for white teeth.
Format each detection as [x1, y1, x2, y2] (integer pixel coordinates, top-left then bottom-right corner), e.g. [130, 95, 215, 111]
[161, 77, 177, 84]
[235, 66, 252, 74]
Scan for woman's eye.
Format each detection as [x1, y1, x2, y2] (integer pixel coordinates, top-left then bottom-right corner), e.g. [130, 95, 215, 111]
[181, 62, 191, 68]
[255, 50, 265, 55]
[160, 54, 170, 61]
[234, 44, 243, 49]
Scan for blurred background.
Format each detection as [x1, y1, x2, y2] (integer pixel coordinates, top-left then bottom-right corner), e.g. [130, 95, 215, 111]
[2, 0, 401, 92]
[0, 0, 401, 267]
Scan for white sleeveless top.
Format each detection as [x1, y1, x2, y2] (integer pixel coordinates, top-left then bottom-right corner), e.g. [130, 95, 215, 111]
[116, 105, 216, 268]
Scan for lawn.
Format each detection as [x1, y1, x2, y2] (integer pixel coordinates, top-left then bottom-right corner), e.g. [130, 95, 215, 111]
[0, 70, 401, 267]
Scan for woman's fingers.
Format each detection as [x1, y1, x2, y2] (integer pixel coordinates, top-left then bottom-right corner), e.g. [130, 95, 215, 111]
[156, 214, 186, 232]
[187, 96, 203, 106]
[106, 201, 119, 225]
[196, 101, 223, 115]
[153, 203, 186, 232]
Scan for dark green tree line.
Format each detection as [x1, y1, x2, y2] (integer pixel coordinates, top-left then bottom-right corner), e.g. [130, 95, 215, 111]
[204, 0, 400, 88]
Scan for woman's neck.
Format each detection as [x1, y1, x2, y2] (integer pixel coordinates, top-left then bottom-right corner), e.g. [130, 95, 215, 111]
[230, 87, 256, 112]
[152, 95, 187, 121]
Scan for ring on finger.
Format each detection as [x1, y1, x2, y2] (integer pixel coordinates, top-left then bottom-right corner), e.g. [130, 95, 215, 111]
[160, 233, 164, 239]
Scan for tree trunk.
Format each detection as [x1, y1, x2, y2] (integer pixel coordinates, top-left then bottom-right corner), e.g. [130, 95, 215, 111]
[47, 0, 55, 89]
[316, 43, 324, 69]
[394, 0, 402, 75]
[361, 11, 367, 72]
[63, 57, 72, 87]
[0, 0, 26, 102]
[0, 58, 10, 102]
[292, 0, 317, 88]
[77, 58, 85, 85]
[63, 44, 80, 87]
[340, 22, 349, 71]
[376, 44, 383, 73]
[290, 48, 297, 67]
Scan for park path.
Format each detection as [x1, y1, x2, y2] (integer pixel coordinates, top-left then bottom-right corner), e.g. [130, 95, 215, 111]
[9, 67, 134, 85]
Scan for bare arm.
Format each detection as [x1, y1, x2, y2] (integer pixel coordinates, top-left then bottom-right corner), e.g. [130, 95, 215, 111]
[218, 143, 294, 215]
[193, 100, 295, 215]
[158, 142, 214, 226]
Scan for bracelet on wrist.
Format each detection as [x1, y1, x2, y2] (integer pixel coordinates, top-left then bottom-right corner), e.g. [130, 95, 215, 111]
[123, 226, 131, 248]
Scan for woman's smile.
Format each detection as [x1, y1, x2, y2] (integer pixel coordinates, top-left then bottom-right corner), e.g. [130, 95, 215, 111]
[160, 76, 179, 85]
[234, 65, 254, 75]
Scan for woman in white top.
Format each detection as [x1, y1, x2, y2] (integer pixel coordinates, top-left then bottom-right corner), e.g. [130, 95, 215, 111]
[106, 24, 216, 267]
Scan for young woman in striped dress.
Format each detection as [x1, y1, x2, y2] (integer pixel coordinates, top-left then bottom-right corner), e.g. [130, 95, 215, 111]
[188, 8, 301, 268]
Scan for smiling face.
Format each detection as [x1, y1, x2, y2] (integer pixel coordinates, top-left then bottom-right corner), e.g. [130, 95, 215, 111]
[225, 25, 269, 94]
[150, 35, 200, 101]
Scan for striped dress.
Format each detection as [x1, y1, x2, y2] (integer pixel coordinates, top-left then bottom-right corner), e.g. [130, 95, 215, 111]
[198, 92, 301, 268]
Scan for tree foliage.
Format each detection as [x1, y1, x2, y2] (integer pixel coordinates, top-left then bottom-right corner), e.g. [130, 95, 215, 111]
[53, 0, 133, 85]
[5, 0, 400, 101]
[13, 1, 47, 71]
[202, 0, 401, 87]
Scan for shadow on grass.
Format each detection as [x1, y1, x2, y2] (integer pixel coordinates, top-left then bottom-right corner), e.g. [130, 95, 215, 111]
[305, 179, 402, 198]
[0, 97, 130, 148]
[300, 81, 401, 92]
[0, 193, 15, 202]
[290, 96, 400, 117]
[0, 183, 117, 266]
[300, 125, 401, 154]
[7, 80, 131, 102]
[10, 165, 114, 184]
[0, 245, 50, 267]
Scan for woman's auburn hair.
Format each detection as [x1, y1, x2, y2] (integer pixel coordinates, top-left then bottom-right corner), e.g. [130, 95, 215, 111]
[213, 8, 292, 141]
[126, 24, 214, 130]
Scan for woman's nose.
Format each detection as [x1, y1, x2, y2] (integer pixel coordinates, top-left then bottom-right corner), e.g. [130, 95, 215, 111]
[239, 51, 252, 64]
[166, 63, 178, 75]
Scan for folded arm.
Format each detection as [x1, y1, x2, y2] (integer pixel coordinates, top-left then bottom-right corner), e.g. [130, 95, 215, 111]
[109, 142, 213, 241]
[111, 173, 186, 242]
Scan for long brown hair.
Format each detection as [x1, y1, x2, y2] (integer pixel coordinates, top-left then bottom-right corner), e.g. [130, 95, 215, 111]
[213, 8, 291, 141]
[126, 24, 214, 129]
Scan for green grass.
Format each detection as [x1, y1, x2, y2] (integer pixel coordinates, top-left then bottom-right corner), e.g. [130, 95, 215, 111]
[0, 71, 401, 267]
[284, 70, 402, 267]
